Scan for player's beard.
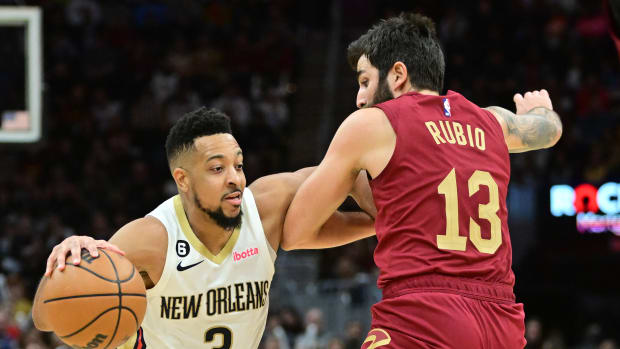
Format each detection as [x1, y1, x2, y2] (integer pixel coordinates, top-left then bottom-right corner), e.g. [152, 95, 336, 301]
[193, 189, 242, 231]
[368, 77, 394, 107]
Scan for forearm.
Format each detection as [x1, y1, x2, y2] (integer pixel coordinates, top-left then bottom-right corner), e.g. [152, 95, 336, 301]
[513, 107, 562, 152]
[295, 167, 373, 213]
[350, 170, 377, 218]
[486, 106, 562, 153]
[282, 163, 356, 250]
[284, 211, 375, 250]
[281, 183, 344, 250]
[294, 166, 315, 178]
[283, 112, 376, 250]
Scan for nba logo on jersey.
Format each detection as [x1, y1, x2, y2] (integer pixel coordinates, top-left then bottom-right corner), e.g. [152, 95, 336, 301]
[443, 98, 451, 117]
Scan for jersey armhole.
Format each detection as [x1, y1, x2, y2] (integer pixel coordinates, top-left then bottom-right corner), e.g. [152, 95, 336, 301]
[267, 243, 277, 263]
[370, 105, 400, 184]
[481, 108, 503, 133]
[143, 213, 173, 294]
[242, 187, 277, 264]
[481, 108, 510, 153]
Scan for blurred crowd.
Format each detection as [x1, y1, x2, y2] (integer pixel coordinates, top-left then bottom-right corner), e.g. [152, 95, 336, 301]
[0, 0, 619, 348]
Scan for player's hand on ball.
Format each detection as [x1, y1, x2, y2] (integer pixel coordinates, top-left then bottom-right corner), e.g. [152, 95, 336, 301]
[44, 236, 125, 277]
[513, 89, 553, 115]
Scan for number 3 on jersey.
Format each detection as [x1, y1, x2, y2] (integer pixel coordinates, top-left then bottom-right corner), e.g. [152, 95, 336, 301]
[205, 326, 232, 349]
[437, 168, 502, 254]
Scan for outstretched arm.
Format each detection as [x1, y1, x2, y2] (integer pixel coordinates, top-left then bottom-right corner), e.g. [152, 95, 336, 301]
[289, 167, 375, 217]
[251, 166, 375, 251]
[351, 170, 377, 218]
[282, 108, 388, 250]
[485, 89, 562, 153]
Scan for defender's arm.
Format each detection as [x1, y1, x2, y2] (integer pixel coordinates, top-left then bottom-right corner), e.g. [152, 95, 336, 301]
[282, 108, 386, 250]
[485, 90, 562, 153]
[251, 168, 375, 251]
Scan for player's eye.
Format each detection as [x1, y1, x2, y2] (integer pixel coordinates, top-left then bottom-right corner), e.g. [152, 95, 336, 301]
[236, 164, 244, 171]
[211, 166, 223, 173]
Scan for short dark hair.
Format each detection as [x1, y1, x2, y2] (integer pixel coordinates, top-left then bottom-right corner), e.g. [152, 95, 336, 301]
[347, 12, 445, 92]
[165, 107, 232, 167]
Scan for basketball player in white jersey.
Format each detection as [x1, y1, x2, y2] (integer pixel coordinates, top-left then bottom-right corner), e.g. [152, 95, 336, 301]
[32, 107, 376, 349]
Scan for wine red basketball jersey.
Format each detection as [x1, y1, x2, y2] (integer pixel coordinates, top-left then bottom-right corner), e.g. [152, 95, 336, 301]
[371, 91, 514, 291]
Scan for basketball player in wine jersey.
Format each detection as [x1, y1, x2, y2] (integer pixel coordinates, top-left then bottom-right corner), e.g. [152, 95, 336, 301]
[33, 107, 376, 349]
[283, 13, 562, 348]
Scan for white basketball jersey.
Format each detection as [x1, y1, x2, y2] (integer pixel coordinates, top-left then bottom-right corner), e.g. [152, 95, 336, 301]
[119, 188, 276, 349]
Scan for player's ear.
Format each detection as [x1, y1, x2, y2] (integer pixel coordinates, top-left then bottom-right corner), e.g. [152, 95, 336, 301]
[391, 61, 409, 92]
[172, 167, 190, 193]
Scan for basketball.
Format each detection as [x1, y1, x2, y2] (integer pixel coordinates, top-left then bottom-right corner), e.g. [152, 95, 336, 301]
[39, 248, 147, 348]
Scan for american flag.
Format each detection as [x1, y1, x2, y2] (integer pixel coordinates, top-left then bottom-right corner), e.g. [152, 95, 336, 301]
[2, 110, 30, 130]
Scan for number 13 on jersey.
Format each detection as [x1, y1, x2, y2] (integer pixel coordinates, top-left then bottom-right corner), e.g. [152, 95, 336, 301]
[436, 168, 502, 254]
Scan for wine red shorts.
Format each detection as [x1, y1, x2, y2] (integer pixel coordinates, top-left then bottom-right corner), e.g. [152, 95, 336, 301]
[362, 278, 525, 349]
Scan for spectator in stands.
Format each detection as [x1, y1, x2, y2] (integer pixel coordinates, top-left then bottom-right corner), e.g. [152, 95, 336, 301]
[295, 308, 331, 349]
[343, 321, 363, 349]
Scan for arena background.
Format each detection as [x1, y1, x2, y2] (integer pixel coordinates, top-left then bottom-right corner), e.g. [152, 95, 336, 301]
[0, 0, 619, 348]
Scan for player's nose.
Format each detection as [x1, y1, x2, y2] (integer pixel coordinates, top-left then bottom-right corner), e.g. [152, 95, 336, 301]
[226, 167, 242, 186]
[356, 91, 367, 109]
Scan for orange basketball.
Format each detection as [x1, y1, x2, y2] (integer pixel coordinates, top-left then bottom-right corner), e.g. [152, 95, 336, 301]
[39, 248, 147, 348]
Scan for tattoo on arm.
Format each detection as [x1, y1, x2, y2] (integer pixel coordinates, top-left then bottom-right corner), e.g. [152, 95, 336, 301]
[486, 106, 562, 152]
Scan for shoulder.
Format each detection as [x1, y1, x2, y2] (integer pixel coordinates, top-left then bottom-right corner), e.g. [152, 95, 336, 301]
[109, 216, 168, 271]
[483, 106, 512, 121]
[112, 216, 167, 241]
[483, 106, 513, 135]
[340, 107, 390, 134]
[249, 171, 307, 250]
[330, 108, 393, 154]
[249, 172, 304, 218]
[329, 108, 395, 174]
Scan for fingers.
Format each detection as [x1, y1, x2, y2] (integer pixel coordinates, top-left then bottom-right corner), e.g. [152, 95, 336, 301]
[56, 244, 68, 272]
[514, 89, 553, 114]
[44, 236, 124, 278]
[44, 236, 98, 277]
[44, 247, 57, 277]
[515, 89, 552, 108]
[519, 89, 549, 99]
[97, 240, 125, 256]
[513, 93, 524, 103]
[70, 242, 82, 266]
[87, 243, 100, 259]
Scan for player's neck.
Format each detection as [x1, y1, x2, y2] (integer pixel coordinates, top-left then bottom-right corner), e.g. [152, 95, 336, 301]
[195, 225, 234, 256]
[411, 87, 439, 96]
[183, 201, 235, 255]
[394, 86, 439, 98]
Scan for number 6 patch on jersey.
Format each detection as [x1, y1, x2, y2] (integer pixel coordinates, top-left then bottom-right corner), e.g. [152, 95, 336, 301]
[362, 328, 391, 349]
